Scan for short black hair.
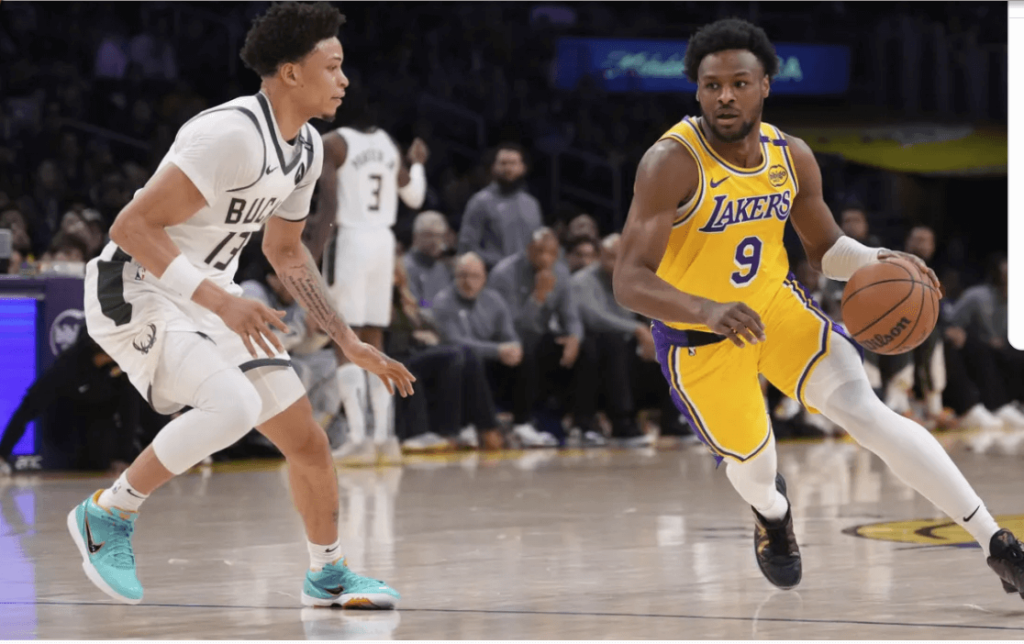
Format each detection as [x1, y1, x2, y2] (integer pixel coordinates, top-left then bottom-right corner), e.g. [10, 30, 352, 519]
[684, 18, 779, 82]
[565, 234, 599, 254]
[488, 142, 528, 168]
[240, 2, 346, 78]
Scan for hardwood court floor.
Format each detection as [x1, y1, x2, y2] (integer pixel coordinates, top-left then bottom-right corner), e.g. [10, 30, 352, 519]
[2, 431, 1024, 639]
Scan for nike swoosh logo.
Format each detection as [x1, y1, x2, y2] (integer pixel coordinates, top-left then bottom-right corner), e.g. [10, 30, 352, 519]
[266, 166, 277, 175]
[710, 176, 729, 188]
[126, 489, 146, 499]
[963, 505, 980, 522]
[85, 517, 104, 554]
[325, 585, 345, 596]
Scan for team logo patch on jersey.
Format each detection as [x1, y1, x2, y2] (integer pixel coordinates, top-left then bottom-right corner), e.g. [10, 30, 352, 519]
[132, 323, 158, 355]
[698, 189, 793, 233]
[768, 164, 789, 188]
[845, 515, 1024, 549]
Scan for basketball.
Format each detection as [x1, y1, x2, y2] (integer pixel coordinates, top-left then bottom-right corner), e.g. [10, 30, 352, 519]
[841, 257, 940, 355]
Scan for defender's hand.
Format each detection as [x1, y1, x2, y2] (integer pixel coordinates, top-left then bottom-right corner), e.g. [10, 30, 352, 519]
[407, 138, 430, 165]
[341, 341, 416, 397]
[216, 295, 289, 358]
[555, 335, 580, 367]
[702, 301, 766, 348]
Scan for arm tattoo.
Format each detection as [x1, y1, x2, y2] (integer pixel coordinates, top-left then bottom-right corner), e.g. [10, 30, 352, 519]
[276, 246, 356, 345]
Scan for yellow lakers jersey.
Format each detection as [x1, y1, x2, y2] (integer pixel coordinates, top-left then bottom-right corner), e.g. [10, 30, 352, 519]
[655, 116, 800, 332]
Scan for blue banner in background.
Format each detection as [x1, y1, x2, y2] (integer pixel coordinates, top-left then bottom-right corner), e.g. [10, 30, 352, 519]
[555, 37, 851, 95]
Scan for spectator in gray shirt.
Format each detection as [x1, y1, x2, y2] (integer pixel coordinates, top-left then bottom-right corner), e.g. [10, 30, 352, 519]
[433, 253, 557, 447]
[570, 234, 690, 446]
[946, 254, 1024, 427]
[489, 229, 586, 445]
[457, 143, 543, 270]
[403, 211, 454, 310]
[489, 228, 584, 354]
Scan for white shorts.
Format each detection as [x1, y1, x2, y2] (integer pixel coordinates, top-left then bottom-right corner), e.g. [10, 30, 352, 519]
[327, 227, 395, 328]
[84, 256, 305, 420]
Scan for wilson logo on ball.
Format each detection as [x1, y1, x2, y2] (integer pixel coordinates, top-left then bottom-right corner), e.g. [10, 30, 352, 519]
[859, 316, 911, 351]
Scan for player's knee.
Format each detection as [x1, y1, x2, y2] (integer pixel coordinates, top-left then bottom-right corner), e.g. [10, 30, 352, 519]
[285, 423, 332, 466]
[197, 371, 262, 433]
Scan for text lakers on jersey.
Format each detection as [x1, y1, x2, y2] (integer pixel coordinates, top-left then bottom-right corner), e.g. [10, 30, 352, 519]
[655, 116, 799, 331]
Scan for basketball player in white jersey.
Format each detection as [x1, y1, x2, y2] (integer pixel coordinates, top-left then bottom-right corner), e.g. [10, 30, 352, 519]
[68, 2, 414, 609]
[308, 90, 428, 465]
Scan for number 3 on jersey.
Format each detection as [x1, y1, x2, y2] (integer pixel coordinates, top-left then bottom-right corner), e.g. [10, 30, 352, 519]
[731, 236, 762, 287]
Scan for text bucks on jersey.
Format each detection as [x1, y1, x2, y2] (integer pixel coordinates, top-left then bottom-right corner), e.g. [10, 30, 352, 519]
[158, 93, 321, 283]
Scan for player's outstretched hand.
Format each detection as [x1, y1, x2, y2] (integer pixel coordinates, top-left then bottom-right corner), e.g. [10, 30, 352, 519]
[702, 301, 766, 348]
[408, 137, 430, 165]
[217, 295, 289, 358]
[877, 250, 942, 297]
[342, 341, 417, 397]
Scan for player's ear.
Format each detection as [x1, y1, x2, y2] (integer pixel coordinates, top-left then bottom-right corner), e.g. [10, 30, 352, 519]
[280, 61, 301, 87]
[762, 74, 770, 98]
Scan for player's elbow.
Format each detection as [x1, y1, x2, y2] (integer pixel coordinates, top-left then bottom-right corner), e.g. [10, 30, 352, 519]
[612, 268, 636, 311]
[108, 210, 146, 254]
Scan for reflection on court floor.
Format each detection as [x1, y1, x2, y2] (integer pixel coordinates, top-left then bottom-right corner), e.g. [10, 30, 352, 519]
[2, 431, 1024, 639]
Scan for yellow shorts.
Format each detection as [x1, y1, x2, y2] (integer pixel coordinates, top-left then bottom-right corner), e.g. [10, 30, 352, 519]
[652, 277, 856, 464]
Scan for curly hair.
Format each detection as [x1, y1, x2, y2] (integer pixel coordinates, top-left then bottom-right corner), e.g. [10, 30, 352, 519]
[240, 2, 346, 78]
[683, 18, 779, 82]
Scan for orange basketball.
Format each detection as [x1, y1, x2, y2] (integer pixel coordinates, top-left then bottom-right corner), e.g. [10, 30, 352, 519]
[841, 257, 940, 355]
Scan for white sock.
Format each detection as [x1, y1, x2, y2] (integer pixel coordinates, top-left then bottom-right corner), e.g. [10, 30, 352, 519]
[337, 363, 367, 443]
[367, 373, 393, 444]
[98, 472, 148, 513]
[725, 435, 788, 521]
[308, 539, 343, 572]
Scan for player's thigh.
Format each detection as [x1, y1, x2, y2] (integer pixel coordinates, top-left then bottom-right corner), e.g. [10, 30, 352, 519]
[758, 278, 854, 413]
[327, 232, 371, 326]
[362, 237, 396, 328]
[658, 335, 771, 463]
[200, 311, 307, 427]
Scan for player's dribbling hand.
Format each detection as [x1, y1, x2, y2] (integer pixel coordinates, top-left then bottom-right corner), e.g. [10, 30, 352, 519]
[877, 250, 942, 297]
[341, 340, 417, 397]
[217, 295, 289, 358]
[701, 301, 766, 348]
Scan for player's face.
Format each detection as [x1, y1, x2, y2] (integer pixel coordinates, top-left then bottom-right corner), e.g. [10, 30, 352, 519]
[696, 50, 770, 144]
[300, 37, 348, 121]
[455, 260, 487, 299]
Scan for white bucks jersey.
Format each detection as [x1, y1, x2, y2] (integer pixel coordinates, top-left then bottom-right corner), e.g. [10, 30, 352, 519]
[94, 92, 324, 301]
[335, 127, 400, 229]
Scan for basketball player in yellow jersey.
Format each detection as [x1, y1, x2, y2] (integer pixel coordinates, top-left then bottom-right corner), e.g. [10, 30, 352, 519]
[615, 18, 1024, 599]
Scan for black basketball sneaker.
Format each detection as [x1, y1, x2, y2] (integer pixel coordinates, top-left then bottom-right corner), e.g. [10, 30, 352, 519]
[988, 529, 1024, 601]
[752, 473, 802, 590]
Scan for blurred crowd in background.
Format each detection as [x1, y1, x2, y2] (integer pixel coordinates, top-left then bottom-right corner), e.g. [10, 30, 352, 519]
[0, 1, 1015, 475]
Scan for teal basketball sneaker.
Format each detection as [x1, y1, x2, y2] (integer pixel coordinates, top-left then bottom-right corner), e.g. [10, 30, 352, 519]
[67, 490, 143, 604]
[302, 558, 400, 609]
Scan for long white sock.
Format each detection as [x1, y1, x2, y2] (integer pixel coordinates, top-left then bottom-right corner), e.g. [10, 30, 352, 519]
[337, 363, 367, 443]
[308, 538, 342, 572]
[367, 373, 393, 444]
[98, 472, 148, 513]
[809, 337, 1001, 556]
[725, 434, 788, 521]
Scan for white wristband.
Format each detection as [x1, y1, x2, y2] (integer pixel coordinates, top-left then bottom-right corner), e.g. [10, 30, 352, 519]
[398, 163, 426, 209]
[159, 254, 206, 300]
[820, 235, 886, 281]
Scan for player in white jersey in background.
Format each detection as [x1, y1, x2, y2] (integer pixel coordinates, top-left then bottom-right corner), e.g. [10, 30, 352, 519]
[307, 88, 429, 466]
[68, 2, 414, 608]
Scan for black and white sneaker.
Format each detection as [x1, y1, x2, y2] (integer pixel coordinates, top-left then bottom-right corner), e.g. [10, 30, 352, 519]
[988, 529, 1024, 600]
